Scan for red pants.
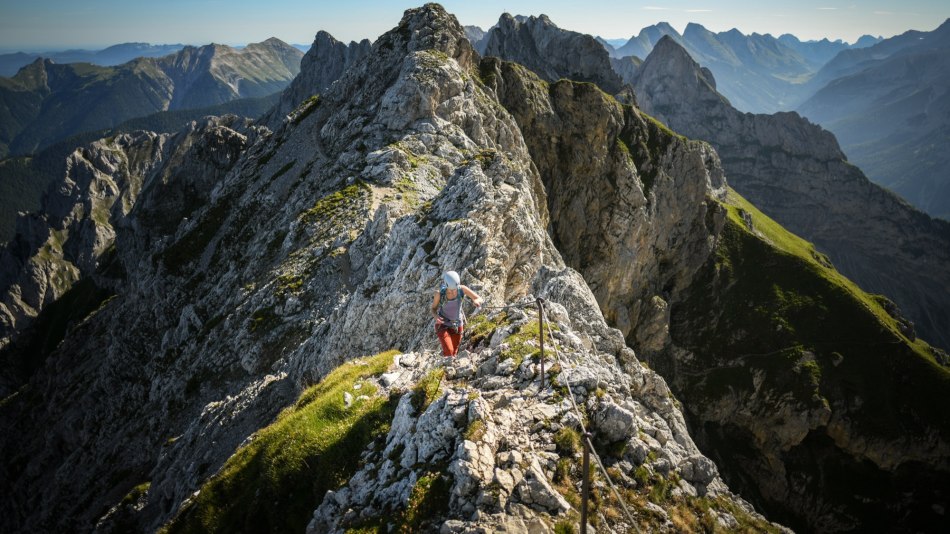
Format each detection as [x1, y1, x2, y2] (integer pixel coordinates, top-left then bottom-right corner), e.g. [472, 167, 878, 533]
[436, 324, 463, 356]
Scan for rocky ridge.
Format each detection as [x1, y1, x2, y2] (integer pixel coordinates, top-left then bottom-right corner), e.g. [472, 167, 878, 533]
[264, 31, 371, 127]
[482, 13, 624, 94]
[303, 301, 769, 533]
[0, 5, 776, 533]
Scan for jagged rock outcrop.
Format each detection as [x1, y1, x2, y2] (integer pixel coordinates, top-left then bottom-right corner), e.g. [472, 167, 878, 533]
[634, 36, 950, 354]
[482, 13, 624, 94]
[0, 117, 254, 364]
[0, 5, 777, 533]
[479, 56, 725, 347]
[264, 31, 371, 127]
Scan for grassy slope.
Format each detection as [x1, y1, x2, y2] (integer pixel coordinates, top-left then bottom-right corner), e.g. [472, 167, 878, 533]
[669, 187, 950, 529]
[162, 350, 400, 534]
[678, 187, 948, 439]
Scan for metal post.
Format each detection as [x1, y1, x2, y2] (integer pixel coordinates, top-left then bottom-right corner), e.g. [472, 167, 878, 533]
[581, 433, 591, 534]
[537, 297, 545, 390]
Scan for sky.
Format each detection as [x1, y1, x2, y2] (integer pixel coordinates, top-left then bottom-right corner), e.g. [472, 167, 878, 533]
[0, 0, 947, 51]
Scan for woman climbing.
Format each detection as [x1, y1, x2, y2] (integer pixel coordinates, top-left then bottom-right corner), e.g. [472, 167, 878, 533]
[431, 271, 482, 357]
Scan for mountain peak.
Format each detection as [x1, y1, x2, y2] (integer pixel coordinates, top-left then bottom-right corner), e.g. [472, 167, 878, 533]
[636, 35, 726, 115]
[483, 11, 623, 93]
[652, 34, 693, 61]
[387, 3, 475, 68]
[684, 22, 709, 32]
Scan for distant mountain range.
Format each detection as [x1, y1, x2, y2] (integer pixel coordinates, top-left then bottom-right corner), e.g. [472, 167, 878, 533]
[0, 38, 303, 158]
[797, 19, 950, 221]
[0, 43, 315, 78]
[606, 22, 881, 113]
[465, 21, 882, 113]
[466, 17, 950, 219]
[0, 43, 186, 77]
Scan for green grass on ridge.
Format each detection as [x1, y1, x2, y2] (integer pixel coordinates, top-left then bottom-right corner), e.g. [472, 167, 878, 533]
[162, 350, 400, 534]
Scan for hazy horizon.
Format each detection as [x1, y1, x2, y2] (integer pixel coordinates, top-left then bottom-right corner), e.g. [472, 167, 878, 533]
[0, 0, 947, 52]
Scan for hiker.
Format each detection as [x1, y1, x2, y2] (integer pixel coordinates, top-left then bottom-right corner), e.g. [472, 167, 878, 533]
[431, 271, 482, 356]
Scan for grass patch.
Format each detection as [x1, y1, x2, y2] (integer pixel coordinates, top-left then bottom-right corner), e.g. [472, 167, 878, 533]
[299, 182, 370, 229]
[292, 94, 320, 125]
[121, 481, 151, 506]
[464, 418, 486, 442]
[275, 273, 304, 296]
[554, 427, 581, 455]
[499, 318, 558, 368]
[465, 312, 509, 347]
[410, 368, 444, 414]
[161, 350, 399, 534]
[394, 173, 420, 209]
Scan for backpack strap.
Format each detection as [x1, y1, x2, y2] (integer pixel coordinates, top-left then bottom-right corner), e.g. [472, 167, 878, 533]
[438, 284, 465, 327]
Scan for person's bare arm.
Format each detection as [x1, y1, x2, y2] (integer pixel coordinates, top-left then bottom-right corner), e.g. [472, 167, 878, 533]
[461, 285, 483, 307]
[431, 291, 443, 322]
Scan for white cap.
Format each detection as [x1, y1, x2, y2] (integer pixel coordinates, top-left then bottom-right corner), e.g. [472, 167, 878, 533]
[443, 271, 460, 288]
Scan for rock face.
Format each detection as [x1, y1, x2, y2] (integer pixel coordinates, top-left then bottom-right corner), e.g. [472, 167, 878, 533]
[264, 31, 371, 127]
[480, 56, 725, 347]
[0, 38, 303, 156]
[634, 36, 950, 354]
[463, 25, 488, 54]
[0, 5, 779, 534]
[482, 13, 624, 94]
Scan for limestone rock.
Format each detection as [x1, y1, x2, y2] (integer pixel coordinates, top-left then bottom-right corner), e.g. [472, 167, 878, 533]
[482, 13, 624, 94]
[265, 31, 372, 127]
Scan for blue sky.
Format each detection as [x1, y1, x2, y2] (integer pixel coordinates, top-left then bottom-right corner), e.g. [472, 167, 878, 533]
[0, 0, 947, 51]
